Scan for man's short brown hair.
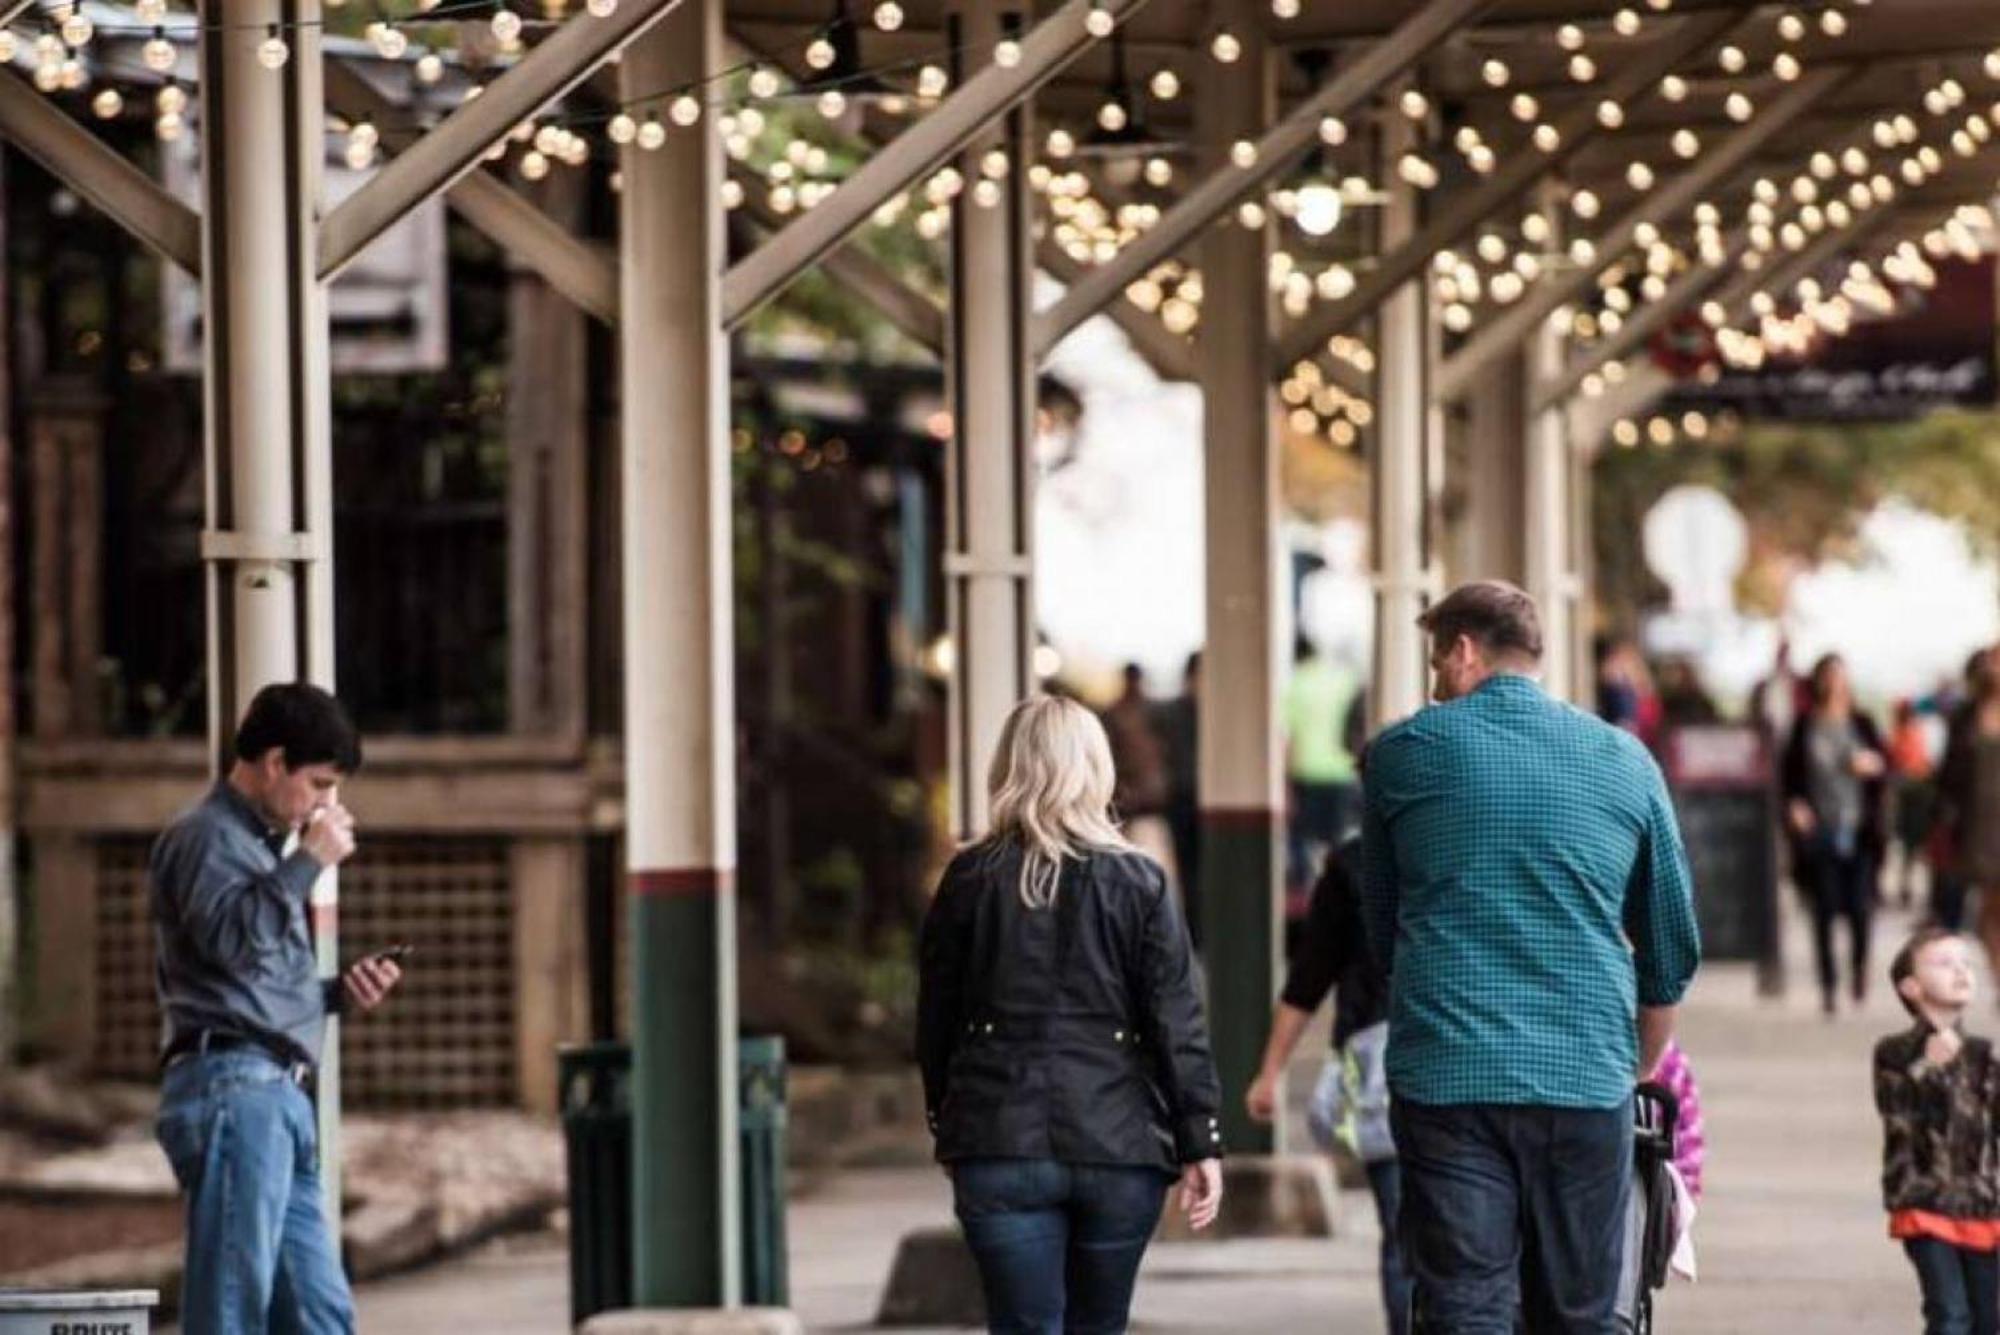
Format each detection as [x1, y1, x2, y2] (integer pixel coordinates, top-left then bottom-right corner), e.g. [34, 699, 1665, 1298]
[1890, 926, 1961, 1016]
[1418, 581, 1544, 663]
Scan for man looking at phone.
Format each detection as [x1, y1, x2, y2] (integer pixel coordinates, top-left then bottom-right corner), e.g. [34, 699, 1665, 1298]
[151, 683, 401, 1333]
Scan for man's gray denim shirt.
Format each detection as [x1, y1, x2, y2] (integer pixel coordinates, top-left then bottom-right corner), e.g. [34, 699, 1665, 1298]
[152, 782, 335, 1068]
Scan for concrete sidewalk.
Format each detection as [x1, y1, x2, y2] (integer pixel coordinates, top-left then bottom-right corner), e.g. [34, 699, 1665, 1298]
[344, 899, 1940, 1333]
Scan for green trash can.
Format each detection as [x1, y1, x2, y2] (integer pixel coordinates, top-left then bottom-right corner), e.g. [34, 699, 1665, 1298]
[559, 1036, 790, 1323]
[559, 1041, 633, 1328]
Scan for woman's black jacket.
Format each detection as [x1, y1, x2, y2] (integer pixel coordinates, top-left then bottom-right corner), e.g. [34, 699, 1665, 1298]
[916, 841, 1223, 1173]
[1779, 708, 1888, 877]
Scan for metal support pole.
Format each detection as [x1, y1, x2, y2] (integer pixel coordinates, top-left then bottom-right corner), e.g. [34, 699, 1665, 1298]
[1456, 353, 1527, 587]
[1193, 0, 1281, 1157]
[944, 1, 1036, 839]
[618, 0, 740, 1306]
[1518, 182, 1576, 701]
[197, 0, 340, 1212]
[1370, 99, 1432, 731]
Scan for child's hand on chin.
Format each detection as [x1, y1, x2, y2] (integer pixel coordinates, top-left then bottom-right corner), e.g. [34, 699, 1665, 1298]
[1926, 1028, 1964, 1067]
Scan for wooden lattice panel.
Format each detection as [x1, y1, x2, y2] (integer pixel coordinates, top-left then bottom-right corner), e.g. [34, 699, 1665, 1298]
[92, 834, 518, 1108]
[95, 838, 162, 1081]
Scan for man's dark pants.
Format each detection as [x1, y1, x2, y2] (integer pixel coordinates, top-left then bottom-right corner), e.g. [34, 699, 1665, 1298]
[1393, 1098, 1632, 1334]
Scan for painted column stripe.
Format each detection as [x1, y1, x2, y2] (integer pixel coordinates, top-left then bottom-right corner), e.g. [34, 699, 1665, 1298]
[631, 868, 734, 898]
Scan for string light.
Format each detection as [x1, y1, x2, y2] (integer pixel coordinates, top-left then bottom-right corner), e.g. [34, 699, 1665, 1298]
[1660, 74, 1688, 102]
[637, 115, 667, 151]
[608, 112, 637, 144]
[805, 35, 836, 70]
[670, 94, 701, 126]
[587, 0, 619, 15]
[92, 87, 121, 118]
[1149, 68, 1180, 100]
[1569, 54, 1597, 83]
[1210, 30, 1240, 63]
[1481, 59, 1510, 88]
[258, 25, 289, 70]
[59, 10, 92, 48]
[874, 2, 904, 32]
[490, 6, 521, 43]
[1085, 2, 1115, 37]
[995, 39, 1022, 68]
[142, 29, 175, 73]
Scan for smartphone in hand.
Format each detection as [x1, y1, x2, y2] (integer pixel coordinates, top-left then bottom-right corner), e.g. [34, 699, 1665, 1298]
[371, 943, 416, 965]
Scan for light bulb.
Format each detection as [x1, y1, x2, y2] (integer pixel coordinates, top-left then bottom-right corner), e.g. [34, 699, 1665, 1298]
[1533, 123, 1561, 153]
[1230, 139, 1257, 168]
[995, 40, 1021, 68]
[1672, 129, 1699, 158]
[92, 88, 122, 119]
[637, 117, 666, 151]
[155, 110, 183, 141]
[1571, 188, 1601, 219]
[1597, 100, 1624, 128]
[519, 150, 549, 181]
[1237, 200, 1266, 229]
[258, 30, 290, 70]
[816, 90, 846, 119]
[1569, 54, 1597, 83]
[490, 7, 521, 43]
[1627, 161, 1655, 190]
[1210, 30, 1240, 63]
[345, 138, 376, 171]
[143, 34, 176, 73]
[588, 0, 618, 14]
[1096, 100, 1127, 132]
[1272, 0, 1300, 17]
[1084, 4, 1114, 37]
[1557, 23, 1584, 50]
[368, 22, 407, 59]
[135, 0, 165, 20]
[1613, 7, 1642, 35]
[1294, 182, 1342, 237]
[1482, 59, 1509, 88]
[1511, 93, 1539, 122]
[415, 52, 443, 83]
[875, 2, 905, 32]
[1318, 116, 1346, 145]
[1660, 74, 1688, 102]
[670, 94, 700, 126]
[60, 12, 91, 47]
[1718, 44, 1746, 74]
[1725, 92, 1753, 122]
[1150, 69, 1179, 100]
[918, 65, 948, 98]
[1773, 53, 1802, 82]
[1399, 89, 1429, 120]
[156, 82, 186, 115]
[608, 112, 637, 144]
[1821, 9, 1847, 36]
[0, 31, 14, 62]
[805, 38, 835, 70]
[749, 67, 781, 99]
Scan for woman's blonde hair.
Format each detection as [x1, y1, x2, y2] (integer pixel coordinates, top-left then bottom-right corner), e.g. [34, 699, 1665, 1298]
[984, 694, 1134, 909]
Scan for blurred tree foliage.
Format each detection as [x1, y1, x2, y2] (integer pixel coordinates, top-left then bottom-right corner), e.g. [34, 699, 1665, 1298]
[1593, 409, 2000, 624]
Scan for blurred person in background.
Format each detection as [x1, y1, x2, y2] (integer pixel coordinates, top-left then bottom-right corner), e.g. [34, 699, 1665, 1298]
[1889, 698, 1940, 910]
[1155, 652, 1203, 946]
[1283, 636, 1362, 890]
[919, 696, 1224, 1333]
[1657, 657, 1720, 732]
[1935, 646, 2000, 974]
[1782, 654, 1890, 1015]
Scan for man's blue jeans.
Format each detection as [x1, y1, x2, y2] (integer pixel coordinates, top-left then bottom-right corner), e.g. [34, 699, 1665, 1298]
[950, 1158, 1170, 1335]
[1393, 1099, 1631, 1335]
[155, 1050, 355, 1335]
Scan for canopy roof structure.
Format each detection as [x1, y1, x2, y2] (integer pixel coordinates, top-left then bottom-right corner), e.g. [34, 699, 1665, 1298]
[4, 0, 1999, 1316]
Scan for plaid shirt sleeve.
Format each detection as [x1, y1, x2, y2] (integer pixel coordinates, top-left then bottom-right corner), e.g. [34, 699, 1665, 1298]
[1359, 744, 1401, 977]
[1625, 758, 1701, 1007]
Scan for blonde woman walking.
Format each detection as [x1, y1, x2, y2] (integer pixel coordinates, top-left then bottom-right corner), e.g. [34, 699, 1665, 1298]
[918, 695, 1224, 1335]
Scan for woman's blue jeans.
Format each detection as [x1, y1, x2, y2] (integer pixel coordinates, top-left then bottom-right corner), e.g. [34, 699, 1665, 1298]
[155, 1049, 356, 1335]
[950, 1157, 1171, 1335]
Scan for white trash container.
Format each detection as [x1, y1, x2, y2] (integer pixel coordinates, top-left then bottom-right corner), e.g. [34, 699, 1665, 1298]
[0, 1290, 157, 1335]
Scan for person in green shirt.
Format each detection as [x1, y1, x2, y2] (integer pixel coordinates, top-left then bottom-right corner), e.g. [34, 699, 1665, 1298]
[1283, 635, 1361, 888]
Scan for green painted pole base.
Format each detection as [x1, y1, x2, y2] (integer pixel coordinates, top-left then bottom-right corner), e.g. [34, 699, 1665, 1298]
[631, 874, 739, 1307]
[1199, 812, 1281, 1155]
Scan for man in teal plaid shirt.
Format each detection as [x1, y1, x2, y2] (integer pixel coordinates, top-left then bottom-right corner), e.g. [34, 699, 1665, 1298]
[1361, 581, 1700, 1334]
